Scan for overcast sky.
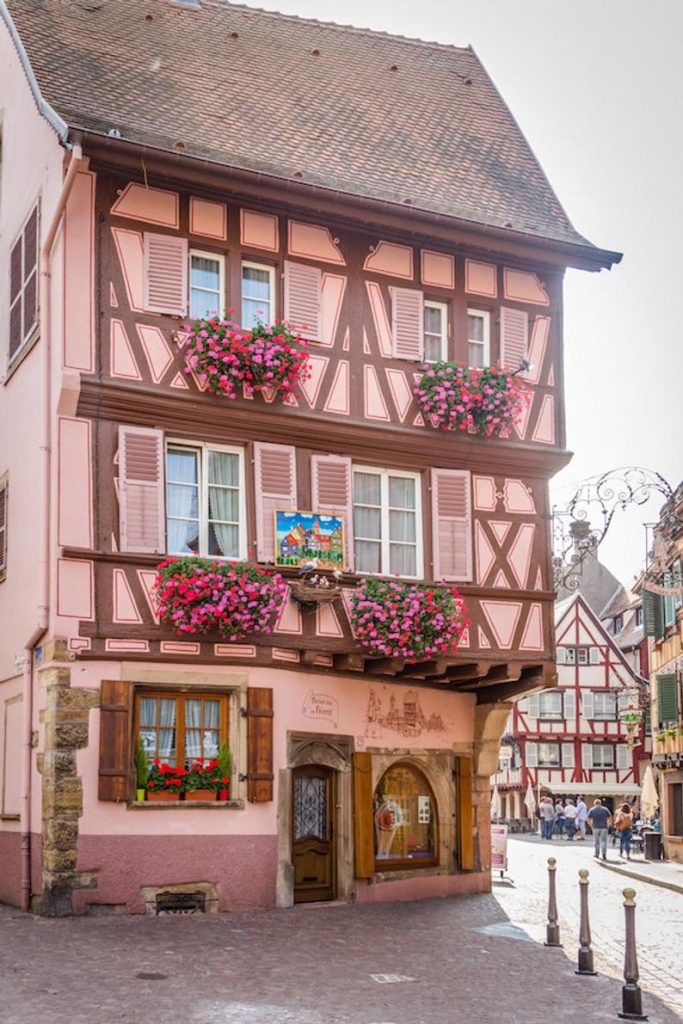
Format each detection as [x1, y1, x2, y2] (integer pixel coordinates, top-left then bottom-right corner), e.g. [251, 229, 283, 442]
[243, 0, 680, 588]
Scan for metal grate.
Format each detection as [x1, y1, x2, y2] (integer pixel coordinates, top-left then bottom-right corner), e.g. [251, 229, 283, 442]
[155, 891, 206, 915]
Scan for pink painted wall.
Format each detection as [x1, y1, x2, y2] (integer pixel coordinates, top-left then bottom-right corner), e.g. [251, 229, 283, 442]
[73, 660, 475, 837]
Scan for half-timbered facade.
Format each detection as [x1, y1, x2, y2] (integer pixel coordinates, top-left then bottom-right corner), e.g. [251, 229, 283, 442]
[0, 0, 619, 914]
[495, 594, 645, 819]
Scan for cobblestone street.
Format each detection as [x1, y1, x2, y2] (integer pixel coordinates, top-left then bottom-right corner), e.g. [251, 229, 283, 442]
[0, 836, 681, 1024]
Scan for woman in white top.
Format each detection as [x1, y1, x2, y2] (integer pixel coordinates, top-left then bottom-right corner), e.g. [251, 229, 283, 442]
[563, 799, 578, 840]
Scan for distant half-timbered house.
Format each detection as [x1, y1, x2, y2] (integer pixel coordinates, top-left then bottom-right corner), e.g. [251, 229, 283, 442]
[0, 0, 619, 914]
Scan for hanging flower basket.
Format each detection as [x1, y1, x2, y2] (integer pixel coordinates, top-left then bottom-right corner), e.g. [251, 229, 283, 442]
[289, 580, 343, 605]
[155, 558, 287, 639]
[350, 578, 469, 661]
[180, 315, 310, 400]
[413, 363, 531, 437]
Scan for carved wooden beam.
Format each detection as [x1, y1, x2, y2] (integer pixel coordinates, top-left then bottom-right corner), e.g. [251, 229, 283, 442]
[476, 672, 545, 705]
[333, 654, 365, 673]
[460, 663, 524, 691]
[397, 659, 447, 680]
[366, 658, 406, 676]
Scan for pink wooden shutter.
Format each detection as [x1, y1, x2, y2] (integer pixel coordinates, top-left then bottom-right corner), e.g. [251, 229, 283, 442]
[431, 468, 472, 581]
[500, 307, 529, 370]
[118, 425, 165, 554]
[391, 287, 424, 360]
[9, 235, 23, 358]
[0, 482, 7, 573]
[254, 442, 297, 562]
[22, 206, 39, 341]
[311, 454, 354, 570]
[284, 261, 321, 341]
[143, 232, 188, 315]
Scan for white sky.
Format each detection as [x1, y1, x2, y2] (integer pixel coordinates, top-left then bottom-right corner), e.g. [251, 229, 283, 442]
[243, 0, 681, 588]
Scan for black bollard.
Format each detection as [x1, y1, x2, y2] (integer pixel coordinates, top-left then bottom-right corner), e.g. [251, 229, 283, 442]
[618, 887, 648, 1021]
[575, 869, 597, 976]
[544, 857, 562, 947]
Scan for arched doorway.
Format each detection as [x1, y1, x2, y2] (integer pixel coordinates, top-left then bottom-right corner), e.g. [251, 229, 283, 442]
[292, 764, 337, 903]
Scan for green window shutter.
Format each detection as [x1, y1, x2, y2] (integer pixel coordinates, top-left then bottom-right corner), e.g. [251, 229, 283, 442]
[657, 674, 679, 726]
[643, 589, 664, 638]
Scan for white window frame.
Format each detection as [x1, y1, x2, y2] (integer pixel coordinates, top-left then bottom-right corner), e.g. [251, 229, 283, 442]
[165, 440, 247, 561]
[537, 741, 561, 768]
[466, 308, 490, 368]
[352, 465, 423, 580]
[592, 691, 617, 721]
[423, 300, 448, 363]
[241, 260, 276, 328]
[565, 647, 576, 665]
[188, 249, 225, 320]
[577, 647, 589, 665]
[591, 743, 615, 769]
[538, 690, 563, 720]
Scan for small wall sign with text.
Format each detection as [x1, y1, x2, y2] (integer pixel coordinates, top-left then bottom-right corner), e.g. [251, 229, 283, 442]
[303, 690, 339, 728]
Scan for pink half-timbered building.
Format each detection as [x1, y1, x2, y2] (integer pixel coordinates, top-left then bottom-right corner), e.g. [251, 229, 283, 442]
[0, 1, 619, 915]
[495, 594, 646, 819]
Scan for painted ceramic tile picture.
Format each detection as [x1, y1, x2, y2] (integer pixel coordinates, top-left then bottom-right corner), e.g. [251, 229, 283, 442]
[275, 511, 345, 570]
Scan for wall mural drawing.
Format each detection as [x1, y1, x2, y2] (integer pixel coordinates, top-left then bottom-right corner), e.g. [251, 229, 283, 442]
[364, 687, 446, 740]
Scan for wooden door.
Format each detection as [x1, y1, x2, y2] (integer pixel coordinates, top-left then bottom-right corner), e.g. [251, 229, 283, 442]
[292, 765, 337, 903]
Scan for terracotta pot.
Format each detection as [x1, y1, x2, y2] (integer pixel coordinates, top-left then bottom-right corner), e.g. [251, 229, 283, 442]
[184, 789, 216, 802]
[146, 790, 179, 802]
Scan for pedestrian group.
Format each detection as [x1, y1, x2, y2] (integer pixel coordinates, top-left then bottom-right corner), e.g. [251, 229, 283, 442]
[537, 796, 635, 860]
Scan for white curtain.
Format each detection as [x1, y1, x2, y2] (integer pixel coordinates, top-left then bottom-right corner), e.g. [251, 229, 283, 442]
[185, 699, 220, 763]
[208, 451, 239, 557]
[353, 471, 382, 572]
[166, 449, 199, 553]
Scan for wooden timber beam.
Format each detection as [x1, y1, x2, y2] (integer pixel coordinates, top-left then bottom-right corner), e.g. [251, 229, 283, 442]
[459, 663, 523, 691]
[333, 654, 365, 673]
[366, 658, 406, 676]
[476, 672, 545, 705]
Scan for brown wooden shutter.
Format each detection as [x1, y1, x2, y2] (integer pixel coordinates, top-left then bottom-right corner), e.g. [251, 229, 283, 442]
[456, 755, 474, 871]
[143, 232, 188, 315]
[0, 482, 7, 574]
[118, 425, 166, 554]
[391, 286, 424, 360]
[98, 679, 134, 802]
[253, 442, 297, 562]
[284, 260, 321, 341]
[431, 468, 472, 581]
[500, 306, 529, 370]
[22, 206, 39, 341]
[311, 454, 354, 570]
[353, 752, 375, 878]
[247, 687, 274, 802]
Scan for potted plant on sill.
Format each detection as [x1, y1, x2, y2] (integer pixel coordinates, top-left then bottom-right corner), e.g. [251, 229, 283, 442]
[184, 761, 218, 802]
[134, 738, 149, 802]
[217, 741, 233, 802]
[146, 761, 185, 802]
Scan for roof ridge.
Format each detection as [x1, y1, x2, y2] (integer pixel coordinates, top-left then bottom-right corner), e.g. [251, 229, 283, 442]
[203, 0, 475, 57]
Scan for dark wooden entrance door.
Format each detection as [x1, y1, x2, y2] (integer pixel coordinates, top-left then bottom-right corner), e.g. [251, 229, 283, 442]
[292, 765, 336, 903]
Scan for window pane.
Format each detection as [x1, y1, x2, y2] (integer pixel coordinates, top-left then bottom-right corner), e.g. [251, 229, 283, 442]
[468, 341, 485, 368]
[374, 764, 435, 863]
[424, 305, 443, 336]
[191, 255, 220, 290]
[167, 484, 199, 521]
[167, 449, 198, 485]
[208, 522, 239, 558]
[204, 700, 220, 728]
[390, 543, 416, 577]
[355, 539, 381, 574]
[208, 450, 239, 488]
[139, 697, 156, 728]
[167, 519, 199, 555]
[389, 510, 416, 543]
[389, 476, 415, 510]
[242, 265, 271, 297]
[354, 472, 381, 506]
[208, 486, 239, 524]
[354, 506, 381, 540]
[468, 314, 484, 342]
[424, 335, 443, 363]
[242, 297, 270, 329]
[190, 288, 220, 319]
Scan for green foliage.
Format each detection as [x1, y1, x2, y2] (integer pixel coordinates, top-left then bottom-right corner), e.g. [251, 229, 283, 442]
[134, 737, 149, 788]
[218, 740, 233, 784]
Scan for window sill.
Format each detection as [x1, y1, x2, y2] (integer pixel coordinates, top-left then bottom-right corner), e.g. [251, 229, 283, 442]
[128, 799, 244, 810]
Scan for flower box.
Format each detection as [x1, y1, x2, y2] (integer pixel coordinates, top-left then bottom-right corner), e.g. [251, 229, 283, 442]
[184, 789, 216, 802]
[146, 790, 178, 803]
[413, 363, 530, 437]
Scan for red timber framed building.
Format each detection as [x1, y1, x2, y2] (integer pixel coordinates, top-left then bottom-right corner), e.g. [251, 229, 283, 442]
[0, 0, 619, 914]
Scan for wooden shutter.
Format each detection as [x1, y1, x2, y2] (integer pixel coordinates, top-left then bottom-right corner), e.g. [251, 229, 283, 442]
[657, 673, 679, 726]
[556, 647, 566, 665]
[642, 589, 665, 638]
[9, 205, 39, 359]
[284, 260, 321, 341]
[311, 454, 353, 570]
[563, 689, 576, 722]
[561, 742, 575, 769]
[525, 741, 538, 768]
[616, 744, 630, 770]
[143, 232, 188, 315]
[391, 287, 424, 360]
[431, 468, 472, 581]
[353, 752, 375, 878]
[0, 482, 6, 574]
[527, 693, 539, 719]
[581, 743, 593, 769]
[589, 647, 601, 664]
[253, 442, 297, 562]
[98, 679, 134, 801]
[247, 687, 273, 802]
[500, 307, 529, 370]
[456, 755, 474, 870]
[118, 425, 166, 553]
[582, 690, 594, 720]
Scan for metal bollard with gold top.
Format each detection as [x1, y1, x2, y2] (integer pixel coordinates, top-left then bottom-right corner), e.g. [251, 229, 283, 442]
[544, 857, 562, 947]
[618, 887, 648, 1021]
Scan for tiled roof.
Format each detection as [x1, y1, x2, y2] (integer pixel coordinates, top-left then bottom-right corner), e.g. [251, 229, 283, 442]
[6, 0, 605, 252]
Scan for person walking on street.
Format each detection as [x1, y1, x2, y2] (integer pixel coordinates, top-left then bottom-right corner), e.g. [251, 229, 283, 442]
[554, 800, 565, 837]
[540, 796, 555, 840]
[564, 799, 578, 840]
[615, 801, 634, 860]
[587, 799, 612, 860]
[576, 797, 588, 840]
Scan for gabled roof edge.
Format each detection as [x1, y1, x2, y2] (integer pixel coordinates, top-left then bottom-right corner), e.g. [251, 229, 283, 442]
[555, 592, 642, 684]
[0, 0, 69, 142]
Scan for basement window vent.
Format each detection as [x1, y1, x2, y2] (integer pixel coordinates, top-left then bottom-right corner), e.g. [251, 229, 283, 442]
[155, 890, 206, 915]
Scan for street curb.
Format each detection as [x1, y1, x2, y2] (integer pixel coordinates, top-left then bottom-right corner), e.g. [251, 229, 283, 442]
[597, 859, 683, 896]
